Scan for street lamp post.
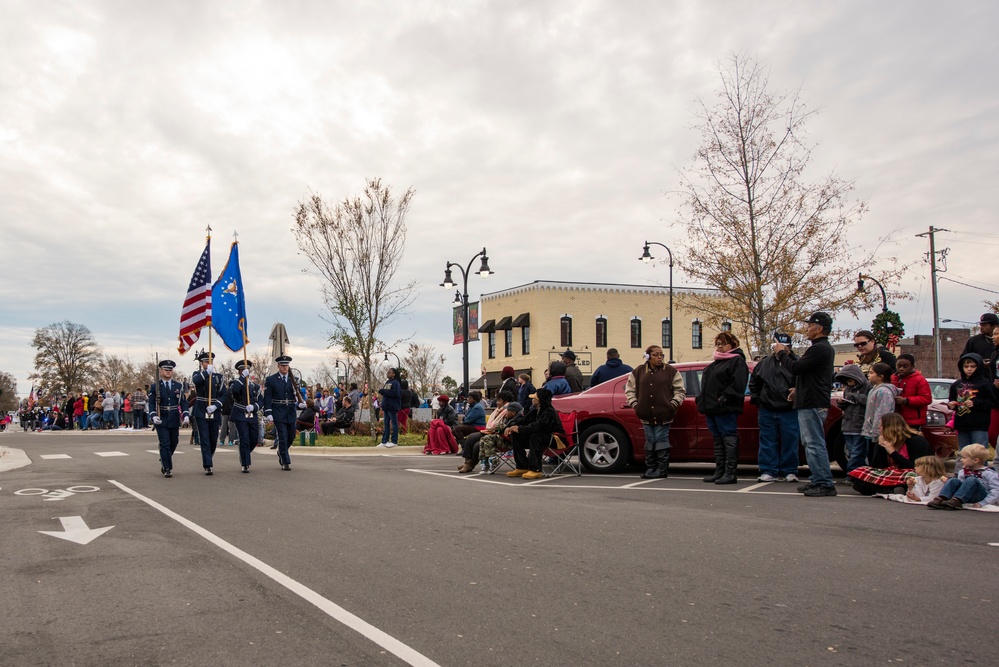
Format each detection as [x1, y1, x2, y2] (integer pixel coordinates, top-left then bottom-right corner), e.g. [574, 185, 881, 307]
[440, 247, 493, 394]
[641, 241, 674, 363]
[335, 359, 349, 387]
[383, 350, 402, 371]
[856, 273, 888, 312]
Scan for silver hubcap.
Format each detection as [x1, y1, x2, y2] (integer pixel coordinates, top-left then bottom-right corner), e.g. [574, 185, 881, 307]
[583, 432, 620, 468]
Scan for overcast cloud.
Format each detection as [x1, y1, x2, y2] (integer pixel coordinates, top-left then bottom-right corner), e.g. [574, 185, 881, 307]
[1, 0, 997, 396]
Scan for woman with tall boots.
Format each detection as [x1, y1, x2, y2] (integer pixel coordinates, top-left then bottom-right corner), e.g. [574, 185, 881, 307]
[696, 332, 749, 485]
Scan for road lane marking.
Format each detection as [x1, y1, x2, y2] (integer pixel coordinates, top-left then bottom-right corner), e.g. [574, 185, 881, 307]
[407, 469, 867, 496]
[108, 480, 441, 667]
[40, 454, 72, 460]
[38, 516, 114, 544]
[621, 479, 660, 488]
[738, 482, 772, 493]
[95, 451, 128, 457]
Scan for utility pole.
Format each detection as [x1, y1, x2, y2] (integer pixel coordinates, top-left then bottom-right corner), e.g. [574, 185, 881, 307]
[916, 226, 950, 377]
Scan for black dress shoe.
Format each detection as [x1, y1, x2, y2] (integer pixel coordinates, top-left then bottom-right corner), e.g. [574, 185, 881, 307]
[269, 443, 277, 449]
[205, 467, 213, 476]
[164, 470, 172, 478]
[241, 466, 249, 473]
[281, 464, 291, 471]
[161, 466, 166, 474]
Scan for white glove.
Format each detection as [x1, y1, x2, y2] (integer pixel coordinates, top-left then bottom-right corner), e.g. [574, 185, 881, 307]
[206, 405, 217, 415]
[206, 364, 215, 374]
[182, 416, 190, 426]
[266, 415, 274, 423]
[242, 369, 250, 377]
[246, 404, 255, 413]
[298, 402, 307, 409]
[152, 416, 162, 425]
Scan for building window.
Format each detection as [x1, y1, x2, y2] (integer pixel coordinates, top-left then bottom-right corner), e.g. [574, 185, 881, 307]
[595, 317, 607, 348]
[504, 329, 513, 357]
[721, 321, 732, 332]
[692, 321, 703, 349]
[521, 326, 530, 355]
[630, 318, 642, 348]
[661, 318, 672, 349]
[560, 316, 573, 348]
[488, 332, 496, 359]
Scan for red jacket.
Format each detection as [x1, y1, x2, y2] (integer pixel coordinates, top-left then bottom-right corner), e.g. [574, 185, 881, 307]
[73, 398, 85, 417]
[891, 370, 933, 427]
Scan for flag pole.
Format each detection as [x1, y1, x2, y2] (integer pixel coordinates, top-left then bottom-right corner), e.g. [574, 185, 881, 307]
[205, 225, 214, 407]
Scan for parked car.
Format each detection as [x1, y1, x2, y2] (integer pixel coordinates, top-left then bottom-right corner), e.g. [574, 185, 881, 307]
[924, 378, 954, 405]
[923, 402, 958, 459]
[552, 361, 847, 473]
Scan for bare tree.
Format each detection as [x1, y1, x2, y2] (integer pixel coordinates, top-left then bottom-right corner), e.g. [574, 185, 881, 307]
[293, 178, 417, 437]
[403, 342, 446, 397]
[0, 370, 18, 412]
[29, 321, 102, 394]
[93, 354, 137, 391]
[672, 55, 906, 355]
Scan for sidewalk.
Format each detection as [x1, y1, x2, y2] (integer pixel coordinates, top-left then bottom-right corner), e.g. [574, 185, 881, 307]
[0, 446, 31, 472]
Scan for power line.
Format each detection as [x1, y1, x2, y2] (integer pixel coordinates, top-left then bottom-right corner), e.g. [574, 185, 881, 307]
[938, 276, 999, 295]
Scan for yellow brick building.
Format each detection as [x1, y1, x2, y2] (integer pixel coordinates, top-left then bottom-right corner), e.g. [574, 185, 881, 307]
[472, 280, 726, 392]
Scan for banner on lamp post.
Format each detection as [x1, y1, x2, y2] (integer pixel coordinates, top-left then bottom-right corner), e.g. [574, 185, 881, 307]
[452, 302, 479, 344]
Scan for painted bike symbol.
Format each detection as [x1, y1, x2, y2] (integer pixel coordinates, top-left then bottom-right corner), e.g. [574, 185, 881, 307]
[14, 486, 101, 502]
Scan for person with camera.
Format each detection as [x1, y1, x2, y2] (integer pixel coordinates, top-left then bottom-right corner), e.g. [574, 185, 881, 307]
[772, 312, 837, 497]
[749, 332, 800, 482]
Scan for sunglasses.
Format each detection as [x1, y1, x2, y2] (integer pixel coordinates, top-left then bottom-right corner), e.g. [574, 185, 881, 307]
[853, 341, 873, 348]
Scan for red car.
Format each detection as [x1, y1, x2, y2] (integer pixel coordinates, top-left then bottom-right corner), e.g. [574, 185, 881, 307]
[552, 361, 849, 474]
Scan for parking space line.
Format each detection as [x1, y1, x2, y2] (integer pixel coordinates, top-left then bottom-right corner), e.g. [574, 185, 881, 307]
[95, 452, 128, 457]
[738, 482, 772, 493]
[40, 454, 72, 460]
[108, 480, 441, 667]
[621, 479, 660, 488]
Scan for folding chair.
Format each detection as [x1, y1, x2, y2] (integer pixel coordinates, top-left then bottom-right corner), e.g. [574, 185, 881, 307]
[487, 434, 517, 474]
[542, 411, 581, 477]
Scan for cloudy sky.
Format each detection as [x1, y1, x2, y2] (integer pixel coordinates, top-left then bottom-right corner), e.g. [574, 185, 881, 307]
[2, 0, 997, 397]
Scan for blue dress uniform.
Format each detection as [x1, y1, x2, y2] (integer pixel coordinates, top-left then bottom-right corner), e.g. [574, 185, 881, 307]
[191, 351, 226, 475]
[149, 360, 190, 478]
[230, 359, 262, 473]
[263, 355, 302, 470]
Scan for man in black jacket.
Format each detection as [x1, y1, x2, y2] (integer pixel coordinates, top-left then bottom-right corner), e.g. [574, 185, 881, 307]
[773, 312, 836, 497]
[749, 352, 800, 483]
[961, 313, 998, 380]
[504, 387, 564, 480]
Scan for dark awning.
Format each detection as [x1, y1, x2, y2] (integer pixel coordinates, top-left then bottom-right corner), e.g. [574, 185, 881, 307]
[469, 368, 533, 391]
[495, 316, 513, 330]
[479, 319, 496, 333]
[512, 312, 530, 327]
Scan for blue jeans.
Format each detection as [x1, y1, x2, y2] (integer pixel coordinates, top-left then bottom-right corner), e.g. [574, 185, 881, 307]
[705, 413, 739, 439]
[642, 423, 672, 452]
[957, 430, 989, 449]
[843, 434, 870, 473]
[940, 476, 988, 504]
[382, 410, 399, 444]
[758, 408, 800, 476]
[798, 408, 832, 487]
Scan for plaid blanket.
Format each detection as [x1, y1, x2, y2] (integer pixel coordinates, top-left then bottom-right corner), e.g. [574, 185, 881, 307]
[848, 466, 915, 487]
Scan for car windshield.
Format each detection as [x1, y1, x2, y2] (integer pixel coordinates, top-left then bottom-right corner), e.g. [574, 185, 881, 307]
[928, 381, 951, 401]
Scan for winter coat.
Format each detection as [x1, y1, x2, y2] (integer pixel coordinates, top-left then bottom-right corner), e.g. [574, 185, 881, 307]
[891, 369, 933, 428]
[517, 392, 564, 438]
[378, 377, 402, 413]
[948, 352, 996, 432]
[777, 336, 834, 409]
[544, 376, 572, 396]
[962, 334, 997, 379]
[696, 349, 749, 415]
[517, 381, 535, 406]
[436, 403, 459, 428]
[589, 358, 634, 388]
[499, 376, 518, 398]
[834, 364, 870, 435]
[749, 353, 797, 412]
[563, 364, 584, 393]
[625, 363, 686, 425]
[861, 382, 899, 438]
[461, 401, 486, 426]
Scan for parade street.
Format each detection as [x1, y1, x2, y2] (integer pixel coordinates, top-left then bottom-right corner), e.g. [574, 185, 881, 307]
[1, 430, 997, 666]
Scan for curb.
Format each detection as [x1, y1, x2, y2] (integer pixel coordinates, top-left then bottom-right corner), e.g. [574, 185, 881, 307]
[0, 446, 32, 473]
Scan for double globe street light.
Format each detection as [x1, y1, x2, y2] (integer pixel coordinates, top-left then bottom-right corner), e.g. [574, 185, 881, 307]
[640, 241, 675, 363]
[440, 247, 493, 394]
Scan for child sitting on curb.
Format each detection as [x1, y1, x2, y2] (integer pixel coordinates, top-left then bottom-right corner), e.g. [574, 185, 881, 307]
[927, 444, 999, 510]
[905, 455, 947, 502]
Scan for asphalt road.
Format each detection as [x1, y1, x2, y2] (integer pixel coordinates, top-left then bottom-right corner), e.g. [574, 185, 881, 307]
[1, 429, 997, 667]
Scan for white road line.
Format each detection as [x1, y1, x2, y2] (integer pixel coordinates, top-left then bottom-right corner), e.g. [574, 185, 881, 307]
[407, 469, 867, 496]
[738, 482, 772, 493]
[621, 479, 660, 488]
[108, 480, 440, 667]
[95, 451, 128, 457]
[40, 454, 72, 459]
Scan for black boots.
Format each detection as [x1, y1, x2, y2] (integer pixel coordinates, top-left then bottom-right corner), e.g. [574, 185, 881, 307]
[703, 437, 726, 483]
[641, 448, 670, 479]
[715, 436, 739, 485]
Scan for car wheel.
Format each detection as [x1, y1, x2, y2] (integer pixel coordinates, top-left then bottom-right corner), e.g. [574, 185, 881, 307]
[580, 424, 631, 473]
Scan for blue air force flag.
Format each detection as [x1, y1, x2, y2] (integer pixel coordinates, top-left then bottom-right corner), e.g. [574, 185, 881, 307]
[211, 242, 249, 352]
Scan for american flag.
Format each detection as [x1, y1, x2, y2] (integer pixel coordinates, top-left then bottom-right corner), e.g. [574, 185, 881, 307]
[177, 241, 212, 355]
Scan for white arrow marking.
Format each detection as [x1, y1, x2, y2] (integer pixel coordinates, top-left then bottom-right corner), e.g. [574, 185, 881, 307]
[38, 516, 114, 545]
